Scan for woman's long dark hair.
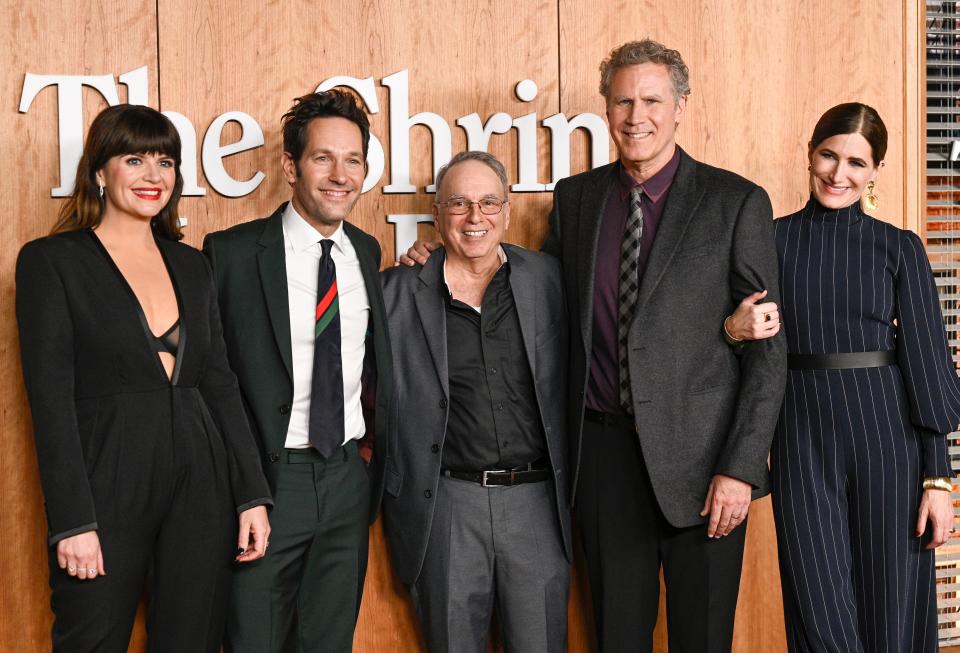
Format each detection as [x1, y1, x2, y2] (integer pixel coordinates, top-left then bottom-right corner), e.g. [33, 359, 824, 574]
[51, 104, 184, 240]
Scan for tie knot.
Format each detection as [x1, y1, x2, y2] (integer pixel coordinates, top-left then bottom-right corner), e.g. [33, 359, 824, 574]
[320, 239, 334, 257]
[630, 186, 644, 202]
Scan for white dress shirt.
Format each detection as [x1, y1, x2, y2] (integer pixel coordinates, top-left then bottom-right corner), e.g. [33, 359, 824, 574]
[282, 203, 370, 449]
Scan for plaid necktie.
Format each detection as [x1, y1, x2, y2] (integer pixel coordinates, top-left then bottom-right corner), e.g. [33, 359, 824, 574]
[618, 187, 644, 414]
[308, 239, 344, 457]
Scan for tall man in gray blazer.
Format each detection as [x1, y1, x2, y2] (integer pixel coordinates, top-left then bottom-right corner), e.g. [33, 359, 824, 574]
[541, 40, 786, 651]
[382, 151, 572, 652]
[204, 90, 392, 653]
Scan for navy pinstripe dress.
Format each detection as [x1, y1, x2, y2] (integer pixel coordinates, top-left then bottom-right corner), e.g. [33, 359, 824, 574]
[770, 197, 960, 652]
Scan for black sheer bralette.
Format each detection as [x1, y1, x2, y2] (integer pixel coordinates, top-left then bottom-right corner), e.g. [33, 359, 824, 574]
[152, 319, 181, 356]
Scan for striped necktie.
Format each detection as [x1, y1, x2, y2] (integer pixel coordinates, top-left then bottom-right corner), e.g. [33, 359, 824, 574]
[618, 186, 644, 414]
[308, 238, 344, 457]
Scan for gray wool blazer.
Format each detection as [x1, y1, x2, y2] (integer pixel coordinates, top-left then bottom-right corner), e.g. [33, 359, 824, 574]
[542, 147, 787, 528]
[380, 243, 572, 585]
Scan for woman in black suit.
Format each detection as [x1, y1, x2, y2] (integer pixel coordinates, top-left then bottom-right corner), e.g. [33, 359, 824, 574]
[727, 103, 959, 651]
[15, 104, 272, 652]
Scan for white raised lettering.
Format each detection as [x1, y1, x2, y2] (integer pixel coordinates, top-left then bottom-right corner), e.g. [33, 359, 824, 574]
[201, 111, 265, 197]
[382, 70, 451, 193]
[19, 73, 120, 196]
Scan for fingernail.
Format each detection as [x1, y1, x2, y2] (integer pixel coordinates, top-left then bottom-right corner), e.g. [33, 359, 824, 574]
[237, 547, 245, 555]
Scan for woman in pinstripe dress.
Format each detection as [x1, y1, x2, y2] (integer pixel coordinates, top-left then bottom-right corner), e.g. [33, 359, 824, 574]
[728, 102, 960, 652]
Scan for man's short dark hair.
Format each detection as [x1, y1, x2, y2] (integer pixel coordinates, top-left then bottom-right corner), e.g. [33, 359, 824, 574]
[281, 89, 371, 163]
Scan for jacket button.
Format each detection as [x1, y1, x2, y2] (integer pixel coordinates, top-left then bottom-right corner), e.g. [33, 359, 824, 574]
[279, 404, 291, 415]
[268, 452, 280, 463]
[439, 398, 447, 408]
[431, 444, 440, 453]
[424, 489, 433, 499]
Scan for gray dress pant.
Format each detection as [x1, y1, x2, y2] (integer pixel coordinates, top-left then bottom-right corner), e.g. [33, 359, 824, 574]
[410, 475, 569, 653]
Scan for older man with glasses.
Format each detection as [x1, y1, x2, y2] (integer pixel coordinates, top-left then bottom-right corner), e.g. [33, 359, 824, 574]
[380, 150, 572, 652]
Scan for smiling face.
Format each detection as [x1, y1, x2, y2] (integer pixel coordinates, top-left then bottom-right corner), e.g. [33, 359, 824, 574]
[808, 132, 880, 210]
[433, 160, 510, 265]
[282, 116, 365, 236]
[96, 152, 176, 222]
[606, 62, 686, 182]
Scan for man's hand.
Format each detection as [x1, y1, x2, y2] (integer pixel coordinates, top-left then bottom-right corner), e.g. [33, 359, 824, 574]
[700, 474, 752, 538]
[398, 239, 440, 266]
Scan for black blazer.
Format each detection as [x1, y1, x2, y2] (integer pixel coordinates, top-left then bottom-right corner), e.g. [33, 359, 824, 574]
[380, 244, 572, 585]
[543, 148, 787, 528]
[202, 204, 393, 523]
[15, 229, 272, 544]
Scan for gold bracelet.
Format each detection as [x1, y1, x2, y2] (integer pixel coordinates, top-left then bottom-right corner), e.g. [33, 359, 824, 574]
[922, 477, 953, 492]
[722, 316, 743, 346]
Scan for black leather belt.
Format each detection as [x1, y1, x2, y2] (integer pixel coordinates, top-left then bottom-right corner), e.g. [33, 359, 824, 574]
[787, 350, 896, 370]
[583, 408, 635, 430]
[441, 459, 551, 487]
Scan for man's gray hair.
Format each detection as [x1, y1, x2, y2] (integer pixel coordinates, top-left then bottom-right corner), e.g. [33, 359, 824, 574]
[434, 150, 510, 199]
[599, 39, 691, 101]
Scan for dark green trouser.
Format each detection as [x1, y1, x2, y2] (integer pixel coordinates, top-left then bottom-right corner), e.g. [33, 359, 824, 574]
[224, 441, 371, 653]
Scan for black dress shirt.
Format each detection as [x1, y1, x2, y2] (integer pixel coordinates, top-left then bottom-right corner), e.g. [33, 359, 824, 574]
[585, 149, 681, 414]
[441, 257, 547, 471]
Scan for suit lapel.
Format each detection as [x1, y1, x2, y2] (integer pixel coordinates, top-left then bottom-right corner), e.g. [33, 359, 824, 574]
[634, 150, 702, 312]
[344, 222, 382, 335]
[257, 207, 294, 382]
[504, 245, 538, 374]
[413, 252, 449, 398]
[577, 165, 616, 352]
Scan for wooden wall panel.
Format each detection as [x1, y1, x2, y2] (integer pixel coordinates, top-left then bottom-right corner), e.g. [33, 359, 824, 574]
[559, 0, 908, 227]
[1, 2, 159, 650]
[0, 1, 918, 651]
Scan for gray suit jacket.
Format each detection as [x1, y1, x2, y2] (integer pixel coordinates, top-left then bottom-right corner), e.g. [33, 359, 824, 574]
[380, 243, 572, 585]
[542, 148, 787, 528]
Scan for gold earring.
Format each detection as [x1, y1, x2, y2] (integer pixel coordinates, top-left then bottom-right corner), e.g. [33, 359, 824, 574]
[861, 180, 878, 212]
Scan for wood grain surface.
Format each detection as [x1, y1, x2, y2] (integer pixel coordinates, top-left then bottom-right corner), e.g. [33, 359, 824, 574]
[2, 1, 919, 651]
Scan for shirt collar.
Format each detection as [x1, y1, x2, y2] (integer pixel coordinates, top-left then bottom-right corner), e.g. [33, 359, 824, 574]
[281, 202, 345, 254]
[616, 146, 681, 203]
[441, 246, 509, 298]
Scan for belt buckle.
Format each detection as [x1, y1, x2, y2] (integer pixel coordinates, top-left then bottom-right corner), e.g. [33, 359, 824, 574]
[482, 469, 508, 487]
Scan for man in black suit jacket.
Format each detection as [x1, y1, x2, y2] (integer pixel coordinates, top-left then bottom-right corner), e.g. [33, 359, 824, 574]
[541, 40, 786, 651]
[382, 152, 572, 651]
[203, 90, 392, 653]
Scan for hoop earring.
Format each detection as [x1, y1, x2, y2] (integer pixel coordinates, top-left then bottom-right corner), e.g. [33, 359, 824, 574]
[861, 180, 878, 212]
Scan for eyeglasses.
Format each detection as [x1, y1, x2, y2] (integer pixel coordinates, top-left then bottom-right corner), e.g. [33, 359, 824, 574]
[435, 197, 509, 216]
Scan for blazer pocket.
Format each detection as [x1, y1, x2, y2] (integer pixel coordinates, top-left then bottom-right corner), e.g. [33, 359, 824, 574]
[384, 466, 403, 498]
[687, 377, 738, 395]
[535, 325, 561, 349]
[675, 244, 713, 261]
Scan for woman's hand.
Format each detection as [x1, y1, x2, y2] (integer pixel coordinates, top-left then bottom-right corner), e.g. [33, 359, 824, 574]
[726, 290, 780, 341]
[57, 531, 104, 580]
[236, 505, 271, 563]
[917, 488, 954, 549]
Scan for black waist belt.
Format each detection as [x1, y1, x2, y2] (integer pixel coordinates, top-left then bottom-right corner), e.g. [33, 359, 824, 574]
[442, 459, 551, 487]
[787, 350, 896, 370]
[583, 408, 635, 430]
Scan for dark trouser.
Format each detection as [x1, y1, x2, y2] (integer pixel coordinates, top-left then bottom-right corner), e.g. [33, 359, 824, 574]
[411, 475, 569, 653]
[576, 416, 746, 653]
[225, 440, 370, 653]
[771, 368, 938, 652]
[48, 413, 237, 653]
